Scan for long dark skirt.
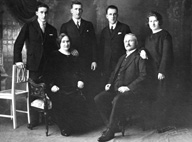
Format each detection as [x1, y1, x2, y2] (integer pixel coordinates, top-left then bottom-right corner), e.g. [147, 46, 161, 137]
[146, 75, 173, 129]
[50, 90, 88, 132]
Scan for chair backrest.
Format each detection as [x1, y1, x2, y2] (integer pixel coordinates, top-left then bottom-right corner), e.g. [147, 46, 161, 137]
[12, 65, 29, 93]
[28, 78, 46, 99]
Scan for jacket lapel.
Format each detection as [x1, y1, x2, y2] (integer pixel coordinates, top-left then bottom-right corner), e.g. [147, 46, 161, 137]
[111, 21, 121, 39]
[122, 50, 138, 71]
[113, 54, 126, 76]
[110, 50, 138, 83]
[70, 19, 81, 34]
[107, 26, 111, 36]
[32, 19, 43, 41]
[79, 19, 85, 34]
[43, 23, 49, 42]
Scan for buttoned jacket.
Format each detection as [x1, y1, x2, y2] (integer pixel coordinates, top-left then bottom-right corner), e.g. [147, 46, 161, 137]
[14, 19, 58, 71]
[108, 50, 147, 95]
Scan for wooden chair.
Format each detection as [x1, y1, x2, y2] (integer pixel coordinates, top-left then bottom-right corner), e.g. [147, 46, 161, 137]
[0, 65, 30, 129]
[122, 98, 153, 132]
[28, 78, 51, 136]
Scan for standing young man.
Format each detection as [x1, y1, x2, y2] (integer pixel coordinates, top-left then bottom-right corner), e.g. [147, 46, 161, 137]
[60, 1, 97, 73]
[60, 1, 97, 100]
[99, 5, 131, 83]
[14, 2, 58, 128]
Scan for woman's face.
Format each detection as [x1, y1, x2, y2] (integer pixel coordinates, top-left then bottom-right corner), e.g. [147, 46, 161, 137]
[60, 36, 70, 50]
[148, 16, 160, 31]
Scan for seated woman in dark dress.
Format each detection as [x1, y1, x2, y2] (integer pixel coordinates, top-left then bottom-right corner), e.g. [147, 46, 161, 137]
[44, 33, 88, 136]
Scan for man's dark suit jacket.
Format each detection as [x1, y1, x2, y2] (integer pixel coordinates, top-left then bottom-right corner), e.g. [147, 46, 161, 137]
[14, 19, 58, 71]
[60, 19, 97, 71]
[108, 50, 147, 95]
[100, 21, 131, 75]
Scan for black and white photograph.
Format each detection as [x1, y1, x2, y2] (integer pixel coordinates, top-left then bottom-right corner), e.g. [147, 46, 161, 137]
[0, 0, 192, 141]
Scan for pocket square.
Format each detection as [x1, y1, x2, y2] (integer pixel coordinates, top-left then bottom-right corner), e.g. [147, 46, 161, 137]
[118, 32, 122, 35]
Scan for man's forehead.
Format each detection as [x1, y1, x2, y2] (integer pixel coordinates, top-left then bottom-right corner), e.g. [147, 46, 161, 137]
[125, 35, 135, 40]
[37, 7, 48, 12]
[107, 8, 117, 14]
[72, 4, 82, 9]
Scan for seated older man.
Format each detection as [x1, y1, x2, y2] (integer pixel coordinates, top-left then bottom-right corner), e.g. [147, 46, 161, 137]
[94, 33, 147, 142]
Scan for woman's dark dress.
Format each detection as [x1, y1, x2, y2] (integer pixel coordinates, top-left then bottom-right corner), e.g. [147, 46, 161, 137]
[45, 51, 88, 132]
[144, 29, 174, 127]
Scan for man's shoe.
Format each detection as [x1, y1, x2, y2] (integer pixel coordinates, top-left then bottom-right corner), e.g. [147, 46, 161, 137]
[98, 128, 115, 142]
[61, 129, 71, 136]
[157, 126, 176, 133]
[102, 126, 121, 134]
[102, 122, 125, 136]
[27, 122, 39, 130]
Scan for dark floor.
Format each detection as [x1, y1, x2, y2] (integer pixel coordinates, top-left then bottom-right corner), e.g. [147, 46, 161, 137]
[1, 115, 192, 142]
[1, 91, 192, 142]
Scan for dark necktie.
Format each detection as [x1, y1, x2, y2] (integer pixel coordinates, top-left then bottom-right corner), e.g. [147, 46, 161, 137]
[110, 26, 114, 33]
[77, 21, 80, 29]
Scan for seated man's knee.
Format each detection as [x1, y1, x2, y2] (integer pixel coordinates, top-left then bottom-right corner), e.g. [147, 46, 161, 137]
[94, 91, 112, 104]
[112, 93, 125, 105]
[94, 94, 100, 103]
[94, 91, 106, 103]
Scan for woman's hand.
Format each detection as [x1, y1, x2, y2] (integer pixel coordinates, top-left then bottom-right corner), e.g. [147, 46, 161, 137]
[77, 81, 84, 89]
[51, 85, 60, 92]
[158, 73, 165, 80]
[140, 50, 148, 59]
[105, 84, 111, 91]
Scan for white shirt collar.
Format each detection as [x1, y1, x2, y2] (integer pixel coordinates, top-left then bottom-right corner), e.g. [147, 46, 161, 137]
[72, 18, 81, 25]
[37, 19, 46, 27]
[109, 21, 117, 29]
[126, 49, 136, 58]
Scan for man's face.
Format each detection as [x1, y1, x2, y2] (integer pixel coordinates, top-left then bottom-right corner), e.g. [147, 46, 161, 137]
[124, 35, 137, 51]
[106, 8, 118, 24]
[71, 4, 83, 19]
[36, 7, 48, 23]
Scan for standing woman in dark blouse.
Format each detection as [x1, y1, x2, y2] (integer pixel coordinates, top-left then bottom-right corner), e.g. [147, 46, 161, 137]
[140, 11, 174, 130]
[44, 33, 88, 136]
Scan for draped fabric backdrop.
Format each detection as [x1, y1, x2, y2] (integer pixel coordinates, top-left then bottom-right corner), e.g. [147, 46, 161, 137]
[2, 0, 192, 93]
[4, 0, 37, 24]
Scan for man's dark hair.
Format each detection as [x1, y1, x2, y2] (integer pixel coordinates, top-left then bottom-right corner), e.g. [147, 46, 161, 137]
[36, 2, 49, 11]
[106, 5, 118, 14]
[71, 1, 82, 8]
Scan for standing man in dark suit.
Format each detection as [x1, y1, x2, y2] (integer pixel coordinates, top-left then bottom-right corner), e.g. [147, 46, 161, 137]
[60, 1, 97, 74]
[60, 1, 97, 100]
[99, 5, 131, 83]
[95, 33, 147, 142]
[14, 2, 58, 128]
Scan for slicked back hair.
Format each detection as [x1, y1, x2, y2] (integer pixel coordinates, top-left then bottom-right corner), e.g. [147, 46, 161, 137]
[106, 5, 118, 14]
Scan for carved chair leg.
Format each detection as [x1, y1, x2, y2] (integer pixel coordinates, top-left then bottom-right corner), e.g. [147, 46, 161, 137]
[44, 112, 49, 136]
